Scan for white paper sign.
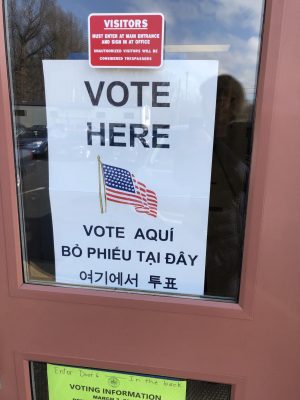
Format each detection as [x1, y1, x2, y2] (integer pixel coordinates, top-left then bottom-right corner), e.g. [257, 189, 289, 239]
[43, 60, 218, 296]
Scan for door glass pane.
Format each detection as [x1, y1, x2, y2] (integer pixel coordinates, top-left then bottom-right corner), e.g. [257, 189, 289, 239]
[30, 362, 232, 400]
[4, 0, 265, 301]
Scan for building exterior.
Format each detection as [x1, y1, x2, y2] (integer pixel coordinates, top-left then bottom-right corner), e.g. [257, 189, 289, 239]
[0, 1, 300, 399]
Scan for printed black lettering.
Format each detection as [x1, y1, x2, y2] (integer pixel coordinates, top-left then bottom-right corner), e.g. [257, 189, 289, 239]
[130, 124, 149, 147]
[152, 124, 170, 148]
[152, 82, 170, 107]
[109, 123, 126, 146]
[107, 81, 129, 106]
[84, 81, 105, 106]
[87, 122, 105, 146]
[130, 81, 149, 106]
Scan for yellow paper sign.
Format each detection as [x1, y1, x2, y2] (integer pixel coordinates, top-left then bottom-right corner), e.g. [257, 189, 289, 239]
[47, 364, 187, 400]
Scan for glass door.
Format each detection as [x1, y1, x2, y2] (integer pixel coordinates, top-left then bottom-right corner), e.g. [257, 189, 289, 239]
[0, 1, 299, 399]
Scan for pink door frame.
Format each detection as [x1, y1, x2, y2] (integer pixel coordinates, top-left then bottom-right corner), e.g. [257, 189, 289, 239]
[0, 1, 300, 399]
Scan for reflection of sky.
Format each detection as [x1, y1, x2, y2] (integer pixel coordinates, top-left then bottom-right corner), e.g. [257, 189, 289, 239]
[58, 0, 264, 100]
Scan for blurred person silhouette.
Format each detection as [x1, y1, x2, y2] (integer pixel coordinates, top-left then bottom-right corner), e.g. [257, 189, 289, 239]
[205, 74, 252, 298]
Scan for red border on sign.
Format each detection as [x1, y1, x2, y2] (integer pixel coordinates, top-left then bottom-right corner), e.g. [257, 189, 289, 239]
[88, 13, 165, 69]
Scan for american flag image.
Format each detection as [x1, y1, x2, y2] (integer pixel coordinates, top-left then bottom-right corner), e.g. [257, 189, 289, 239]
[101, 162, 157, 218]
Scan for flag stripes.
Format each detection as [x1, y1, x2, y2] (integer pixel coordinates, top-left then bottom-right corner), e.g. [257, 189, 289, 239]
[102, 163, 157, 217]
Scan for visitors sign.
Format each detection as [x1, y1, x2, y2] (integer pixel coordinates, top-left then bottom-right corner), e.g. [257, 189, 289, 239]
[88, 13, 164, 68]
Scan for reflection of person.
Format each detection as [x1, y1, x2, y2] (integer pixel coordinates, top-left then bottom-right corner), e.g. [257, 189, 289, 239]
[215, 74, 245, 137]
[205, 74, 251, 298]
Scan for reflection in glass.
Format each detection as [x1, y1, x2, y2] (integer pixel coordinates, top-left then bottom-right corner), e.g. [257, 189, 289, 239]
[5, 0, 265, 300]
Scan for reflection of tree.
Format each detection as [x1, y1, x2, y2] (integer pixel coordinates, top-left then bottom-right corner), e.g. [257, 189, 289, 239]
[8, 0, 86, 104]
